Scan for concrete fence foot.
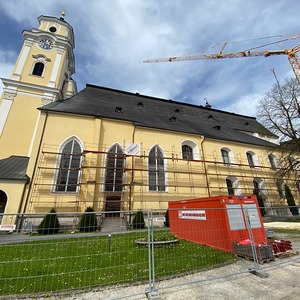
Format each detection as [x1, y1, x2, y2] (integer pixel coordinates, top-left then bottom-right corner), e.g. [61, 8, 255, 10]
[145, 290, 160, 300]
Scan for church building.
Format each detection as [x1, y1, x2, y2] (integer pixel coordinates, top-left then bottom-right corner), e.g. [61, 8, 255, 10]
[0, 14, 297, 227]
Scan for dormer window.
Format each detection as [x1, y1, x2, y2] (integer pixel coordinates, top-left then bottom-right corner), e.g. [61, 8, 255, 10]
[115, 107, 123, 114]
[169, 117, 177, 122]
[137, 102, 144, 107]
[208, 115, 213, 119]
[174, 108, 180, 114]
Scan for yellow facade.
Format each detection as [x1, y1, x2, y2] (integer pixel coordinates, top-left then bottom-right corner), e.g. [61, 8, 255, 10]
[23, 112, 295, 215]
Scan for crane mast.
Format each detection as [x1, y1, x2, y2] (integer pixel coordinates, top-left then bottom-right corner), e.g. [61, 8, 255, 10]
[143, 36, 300, 85]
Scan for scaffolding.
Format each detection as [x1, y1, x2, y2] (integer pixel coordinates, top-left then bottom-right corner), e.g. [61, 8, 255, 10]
[27, 142, 296, 214]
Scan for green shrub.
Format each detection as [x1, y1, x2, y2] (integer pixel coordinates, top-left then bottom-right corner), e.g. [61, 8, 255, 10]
[132, 210, 145, 229]
[38, 208, 60, 235]
[285, 184, 299, 216]
[79, 206, 98, 232]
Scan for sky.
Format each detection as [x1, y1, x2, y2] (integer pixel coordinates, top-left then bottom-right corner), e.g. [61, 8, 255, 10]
[0, 0, 299, 117]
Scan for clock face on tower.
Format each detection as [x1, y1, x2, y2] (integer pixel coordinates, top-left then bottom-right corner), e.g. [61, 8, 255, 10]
[38, 39, 54, 50]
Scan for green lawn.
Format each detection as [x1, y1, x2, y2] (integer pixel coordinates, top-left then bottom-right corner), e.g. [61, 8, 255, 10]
[0, 231, 234, 296]
[284, 219, 300, 223]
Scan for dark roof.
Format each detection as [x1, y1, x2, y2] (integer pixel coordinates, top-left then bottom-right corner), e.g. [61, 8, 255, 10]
[0, 156, 30, 181]
[40, 84, 278, 148]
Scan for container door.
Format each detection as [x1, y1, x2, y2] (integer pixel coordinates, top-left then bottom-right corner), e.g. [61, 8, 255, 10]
[242, 203, 262, 228]
[226, 204, 245, 231]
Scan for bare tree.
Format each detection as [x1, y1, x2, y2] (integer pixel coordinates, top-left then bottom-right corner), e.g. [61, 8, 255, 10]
[257, 77, 300, 144]
[257, 77, 300, 177]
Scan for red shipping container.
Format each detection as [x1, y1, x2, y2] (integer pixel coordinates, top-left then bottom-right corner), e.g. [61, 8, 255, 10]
[168, 195, 267, 252]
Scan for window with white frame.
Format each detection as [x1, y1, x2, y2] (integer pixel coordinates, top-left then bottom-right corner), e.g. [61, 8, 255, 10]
[105, 144, 125, 192]
[55, 139, 82, 192]
[226, 176, 240, 195]
[32, 62, 45, 76]
[268, 154, 278, 170]
[221, 147, 233, 165]
[182, 145, 193, 160]
[149, 145, 166, 191]
[276, 179, 285, 198]
[181, 140, 199, 160]
[296, 181, 300, 196]
[288, 156, 299, 172]
[246, 151, 257, 168]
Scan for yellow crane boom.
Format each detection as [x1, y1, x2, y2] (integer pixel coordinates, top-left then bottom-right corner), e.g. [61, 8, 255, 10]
[143, 36, 300, 85]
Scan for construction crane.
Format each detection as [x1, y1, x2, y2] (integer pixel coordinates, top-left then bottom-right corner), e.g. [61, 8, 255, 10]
[143, 34, 300, 85]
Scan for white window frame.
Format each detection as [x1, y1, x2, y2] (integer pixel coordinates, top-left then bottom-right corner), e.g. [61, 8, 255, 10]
[52, 136, 83, 193]
[181, 140, 199, 160]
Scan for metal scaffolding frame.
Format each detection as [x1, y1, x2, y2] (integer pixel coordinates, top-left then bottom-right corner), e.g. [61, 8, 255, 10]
[27, 142, 296, 213]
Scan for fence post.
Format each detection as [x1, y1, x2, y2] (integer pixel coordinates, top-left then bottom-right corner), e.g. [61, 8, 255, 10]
[146, 210, 160, 300]
[244, 208, 268, 278]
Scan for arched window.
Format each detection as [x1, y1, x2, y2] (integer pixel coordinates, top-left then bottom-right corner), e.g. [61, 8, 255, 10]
[253, 178, 268, 216]
[226, 176, 240, 195]
[182, 145, 193, 160]
[246, 151, 255, 168]
[296, 181, 300, 196]
[55, 139, 82, 192]
[181, 140, 199, 160]
[105, 144, 125, 192]
[32, 62, 45, 76]
[288, 156, 299, 172]
[221, 147, 233, 165]
[0, 190, 7, 223]
[276, 179, 285, 198]
[149, 145, 165, 191]
[268, 154, 277, 170]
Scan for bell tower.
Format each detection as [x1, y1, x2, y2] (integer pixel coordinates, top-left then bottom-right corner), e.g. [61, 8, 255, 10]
[0, 13, 77, 158]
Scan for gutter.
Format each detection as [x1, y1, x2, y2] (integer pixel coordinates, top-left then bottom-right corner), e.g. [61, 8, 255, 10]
[200, 136, 211, 197]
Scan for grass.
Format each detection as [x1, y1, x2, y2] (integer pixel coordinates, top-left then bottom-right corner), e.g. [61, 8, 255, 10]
[272, 228, 300, 234]
[0, 230, 234, 296]
[284, 219, 300, 223]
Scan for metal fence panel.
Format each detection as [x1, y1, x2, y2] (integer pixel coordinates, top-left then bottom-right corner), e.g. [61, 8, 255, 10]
[0, 211, 151, 298]
[0, 206, 299, 298]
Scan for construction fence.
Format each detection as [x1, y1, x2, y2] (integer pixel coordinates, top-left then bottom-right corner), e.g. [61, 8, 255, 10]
[0, 206, 299, 299]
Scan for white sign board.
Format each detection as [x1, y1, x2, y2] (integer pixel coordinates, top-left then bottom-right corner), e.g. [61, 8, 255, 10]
[125, 143, 141, 156]
[178, 210, 206, 220]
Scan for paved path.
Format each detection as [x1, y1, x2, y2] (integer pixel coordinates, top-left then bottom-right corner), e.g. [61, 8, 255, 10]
[264, 221, 300, 230]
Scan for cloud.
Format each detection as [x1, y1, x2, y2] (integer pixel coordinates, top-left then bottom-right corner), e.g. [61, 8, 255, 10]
[0, 0, 299, 118]
[0, 49, 19, 96]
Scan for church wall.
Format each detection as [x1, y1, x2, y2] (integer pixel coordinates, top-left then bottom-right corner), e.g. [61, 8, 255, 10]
[24, 113, 97, 213]
[202, 139, 284, 206]
[0, 94, 42, 158]
[0, 181, 26, 224]
[22, 109, 298, 215]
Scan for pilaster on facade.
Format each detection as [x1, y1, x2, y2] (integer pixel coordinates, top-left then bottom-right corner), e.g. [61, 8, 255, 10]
[0, 88, 17, 136]
[11, 39, 34, 81]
